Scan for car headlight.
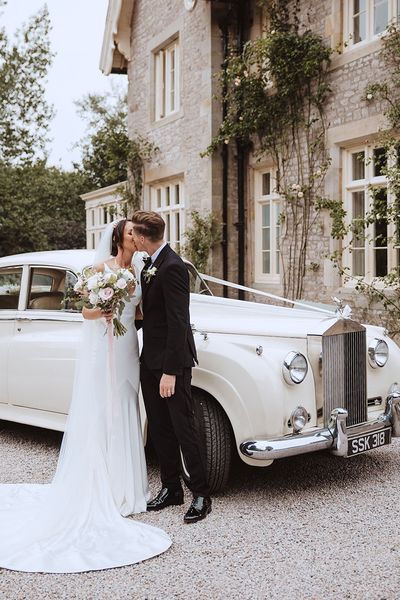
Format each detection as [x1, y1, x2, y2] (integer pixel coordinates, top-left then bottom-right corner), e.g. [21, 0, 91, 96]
[368, 338, 389, 368]
[282, 351, 308, 385]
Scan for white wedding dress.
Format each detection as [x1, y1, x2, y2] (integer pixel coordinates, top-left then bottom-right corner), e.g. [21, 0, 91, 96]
[0, 250, 171, 573]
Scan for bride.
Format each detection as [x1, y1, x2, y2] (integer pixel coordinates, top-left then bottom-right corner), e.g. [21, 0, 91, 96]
[0, 219, 171, 573]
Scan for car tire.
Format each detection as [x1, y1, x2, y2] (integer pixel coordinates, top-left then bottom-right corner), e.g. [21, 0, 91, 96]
[181, 388, 232, 494]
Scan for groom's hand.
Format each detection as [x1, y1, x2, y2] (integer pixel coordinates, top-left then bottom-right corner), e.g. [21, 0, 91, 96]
[160, 374, 176, 398]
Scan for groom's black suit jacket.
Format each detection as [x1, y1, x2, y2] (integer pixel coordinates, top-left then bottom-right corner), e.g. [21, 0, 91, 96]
[140, 244, 197, 376]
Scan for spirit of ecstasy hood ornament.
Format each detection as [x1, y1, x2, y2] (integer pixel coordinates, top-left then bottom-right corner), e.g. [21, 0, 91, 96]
[332, 296, 352, 320]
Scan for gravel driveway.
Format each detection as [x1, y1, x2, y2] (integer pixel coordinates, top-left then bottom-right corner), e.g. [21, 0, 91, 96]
[0, 420, 399, 600]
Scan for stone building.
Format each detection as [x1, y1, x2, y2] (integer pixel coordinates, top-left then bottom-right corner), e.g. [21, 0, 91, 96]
[88, 0, 399, 313]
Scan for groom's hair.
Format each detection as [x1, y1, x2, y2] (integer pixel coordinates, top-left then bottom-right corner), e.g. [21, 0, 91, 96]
[131, 211, 165, 242]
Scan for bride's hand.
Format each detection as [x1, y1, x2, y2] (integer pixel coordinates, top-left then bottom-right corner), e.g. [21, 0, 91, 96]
[82, 306, 113, 322]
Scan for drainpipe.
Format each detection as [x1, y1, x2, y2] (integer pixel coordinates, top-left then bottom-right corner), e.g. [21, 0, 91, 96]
[236, 0, 246, 300]
[221, 22, 229, 297]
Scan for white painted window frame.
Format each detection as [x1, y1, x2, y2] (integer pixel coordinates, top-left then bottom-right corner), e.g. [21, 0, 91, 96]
[342, 145, 399, 285]
[254, 169, 281, 284]
[150, 180, 185, 252]
[343, 0, 399, 49]
[154, 39, 180, 121]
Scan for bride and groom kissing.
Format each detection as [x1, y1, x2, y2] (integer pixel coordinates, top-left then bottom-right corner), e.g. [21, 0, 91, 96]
[0, 210, 211, 574]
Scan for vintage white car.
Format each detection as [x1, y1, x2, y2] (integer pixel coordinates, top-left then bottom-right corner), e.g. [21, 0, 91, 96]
[0, 249, 399, 493]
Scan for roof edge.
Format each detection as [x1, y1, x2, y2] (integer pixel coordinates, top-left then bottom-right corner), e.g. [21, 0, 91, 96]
[99, 0, 135, 75]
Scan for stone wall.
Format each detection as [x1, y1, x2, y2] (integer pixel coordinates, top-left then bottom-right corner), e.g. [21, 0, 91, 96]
[124, 0, 395, 322]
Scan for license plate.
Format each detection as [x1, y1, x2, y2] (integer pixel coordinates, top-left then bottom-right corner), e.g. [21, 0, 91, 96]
[347, 427, 391, 457]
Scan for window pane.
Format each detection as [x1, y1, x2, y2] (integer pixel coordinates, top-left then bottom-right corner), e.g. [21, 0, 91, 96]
[262, 252, 270, 274]
[353, 249, 365, 276]
[373, 147, 386, 176]
[276, 251, 280, 274]
[374, 188, 388, 277]
[28, 269, 66, 311]
[374, 0, 388, 35]
[352, 151, 365, 180]
[31, 273, 53, 293]
[353, 0, 367, 43]
[352, 191, 365, 247]
[262, 204, 270, 227]
[262, 228, 270, 250]
[175, 184, 180, 205]
[398, 0, 400, 21]
[166, 186, 171, 206]
[262, 173, 271, 196]
[170, 48, 175, 112]
[175, 212, 180, 241]
[352, 191, 365, 221]
[0, 268, 22, 309]
[63, 271, 80, 312]
[156, 188, 162, 208]
[166, 214, 171, 241]
[375, 249, 387, 276]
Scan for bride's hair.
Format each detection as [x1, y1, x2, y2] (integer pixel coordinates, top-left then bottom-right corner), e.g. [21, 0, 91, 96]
[111, 219, 128, 256]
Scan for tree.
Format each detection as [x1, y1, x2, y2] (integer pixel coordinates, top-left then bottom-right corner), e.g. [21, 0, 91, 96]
[75, 92, 130, 189]
[0, 162, 87, 256]
[75, 91, 158, 212]
[0, 2, 54, 164]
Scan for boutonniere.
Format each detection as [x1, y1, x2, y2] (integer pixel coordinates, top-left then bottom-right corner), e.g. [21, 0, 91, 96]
[143, 265, 157, 283]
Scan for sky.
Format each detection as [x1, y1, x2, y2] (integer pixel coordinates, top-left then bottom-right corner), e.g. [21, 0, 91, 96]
[2, 0, 126, 169]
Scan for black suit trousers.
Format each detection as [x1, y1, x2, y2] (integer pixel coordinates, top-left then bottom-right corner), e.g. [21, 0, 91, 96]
[141, 362, 210, 497]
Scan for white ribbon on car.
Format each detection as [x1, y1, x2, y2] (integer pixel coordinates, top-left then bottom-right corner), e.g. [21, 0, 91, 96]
[199, 273, 336, 316]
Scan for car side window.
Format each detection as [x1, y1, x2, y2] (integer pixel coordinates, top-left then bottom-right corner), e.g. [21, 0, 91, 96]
[27, 267, 78, 312]
[0, 267, 23, 310]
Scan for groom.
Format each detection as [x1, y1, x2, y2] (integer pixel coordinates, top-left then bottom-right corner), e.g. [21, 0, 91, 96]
[131, 210, 211, 523]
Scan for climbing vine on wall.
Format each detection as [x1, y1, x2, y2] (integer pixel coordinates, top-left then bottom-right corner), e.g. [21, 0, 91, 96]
[205, 0, 333, 299]
[116, 134, 159, 215]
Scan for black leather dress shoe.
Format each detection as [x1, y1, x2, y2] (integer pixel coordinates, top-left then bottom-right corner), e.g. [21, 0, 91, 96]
[147, 487, 184, 511]
[183, 496, 212, 523]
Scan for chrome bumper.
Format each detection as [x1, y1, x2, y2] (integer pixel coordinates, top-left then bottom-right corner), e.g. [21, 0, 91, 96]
[240, 392, 400, 461]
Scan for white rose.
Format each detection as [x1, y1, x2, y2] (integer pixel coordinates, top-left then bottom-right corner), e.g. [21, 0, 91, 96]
[73, 279, 83, 292]
[297, 191, 304, 198]
[89, 292, 99, 305]
[116, 278, 127, 289]
[121, 270, 134, 281]
[87, 274, 99, 291]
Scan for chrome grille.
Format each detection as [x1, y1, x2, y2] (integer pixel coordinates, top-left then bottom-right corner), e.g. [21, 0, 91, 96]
[322, 319, 367, 427]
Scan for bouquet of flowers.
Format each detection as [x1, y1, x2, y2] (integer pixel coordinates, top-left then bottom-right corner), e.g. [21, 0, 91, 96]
[73, 266, 136, 337]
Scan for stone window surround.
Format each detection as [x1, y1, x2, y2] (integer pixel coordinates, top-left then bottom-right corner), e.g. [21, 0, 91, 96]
[326, 115, 398, 289]
[148, 18, 184, 128]
[326, 0, 385, 71]
[253, 166, 281, 285]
